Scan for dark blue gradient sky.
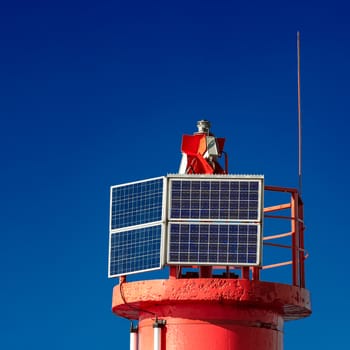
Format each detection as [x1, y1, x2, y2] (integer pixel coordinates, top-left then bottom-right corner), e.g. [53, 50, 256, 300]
[1, 1, 349, 349]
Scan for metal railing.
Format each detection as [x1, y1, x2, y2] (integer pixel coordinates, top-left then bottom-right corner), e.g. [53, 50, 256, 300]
[258, 186, 307, 288]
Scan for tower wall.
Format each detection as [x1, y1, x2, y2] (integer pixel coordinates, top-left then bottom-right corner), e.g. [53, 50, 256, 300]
[112, 278, 311, 350]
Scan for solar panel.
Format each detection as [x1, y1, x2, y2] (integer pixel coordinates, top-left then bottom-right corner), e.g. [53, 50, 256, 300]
[167, 223, 261, 266]
[110, 177, 165, 230]
[109, 224, 163, 277]
[169, 177, 262, 222]
[109, 177, 166, 277]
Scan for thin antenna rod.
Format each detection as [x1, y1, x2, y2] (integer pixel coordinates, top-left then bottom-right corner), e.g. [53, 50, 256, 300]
[297, 31, 303, 195]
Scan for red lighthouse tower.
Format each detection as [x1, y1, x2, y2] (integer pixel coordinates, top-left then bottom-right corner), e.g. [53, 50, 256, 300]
[109, 120, 311, 350]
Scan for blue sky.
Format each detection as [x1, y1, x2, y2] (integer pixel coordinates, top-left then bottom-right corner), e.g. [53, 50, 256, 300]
[1, 0, 349, 349]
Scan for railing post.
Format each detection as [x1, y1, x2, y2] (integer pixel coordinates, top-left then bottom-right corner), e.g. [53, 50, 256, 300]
[241, 266, 250, 279]
[298, 196, 305, 288]
[169, 266, 179, 279]
[291, 193, 300, 286]
[252, 266, 260, 281]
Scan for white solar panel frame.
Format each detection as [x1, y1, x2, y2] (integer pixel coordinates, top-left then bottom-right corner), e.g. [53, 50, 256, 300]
[166, 174, 264, 267]
[108, 176, 167, 278]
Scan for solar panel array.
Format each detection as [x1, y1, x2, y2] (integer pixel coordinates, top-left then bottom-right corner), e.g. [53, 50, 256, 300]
[167, 176, 263, 266]
[109, 177, 165, 277]
[108, 175, 264, 277]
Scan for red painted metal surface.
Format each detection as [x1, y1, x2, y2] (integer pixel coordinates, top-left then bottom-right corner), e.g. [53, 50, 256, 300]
[111, 122, 311, 349]
[180, 129, 226, 174]
[112, 278, 311, 350]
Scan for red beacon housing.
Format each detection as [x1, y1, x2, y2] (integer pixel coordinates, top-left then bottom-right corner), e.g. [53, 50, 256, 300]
[111, 120, 311, 350]
[179, 120, 227, 175]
